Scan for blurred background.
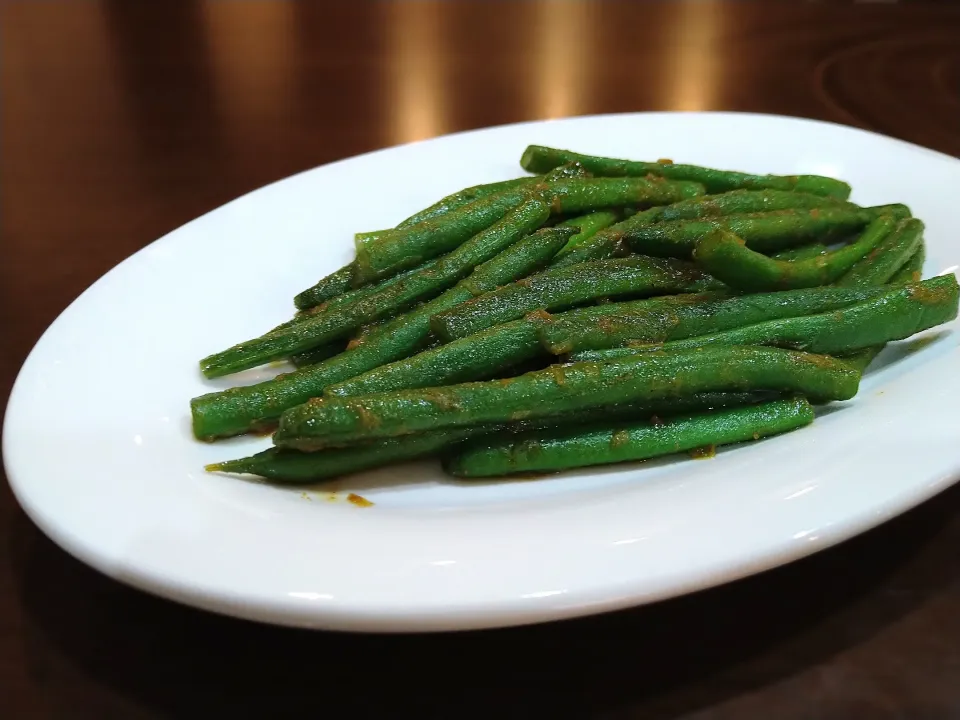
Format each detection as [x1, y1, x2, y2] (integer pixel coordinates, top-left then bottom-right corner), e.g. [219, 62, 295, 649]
[3, 1, 957, 355]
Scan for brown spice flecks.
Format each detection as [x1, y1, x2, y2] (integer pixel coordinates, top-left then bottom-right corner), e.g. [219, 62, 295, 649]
[689, 444, 716, 459]
[347, 493, 374, 508]
[610, 429, 631, 449]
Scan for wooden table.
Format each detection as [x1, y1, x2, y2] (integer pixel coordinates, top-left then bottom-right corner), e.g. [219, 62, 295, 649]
[2, 2, 959, 717]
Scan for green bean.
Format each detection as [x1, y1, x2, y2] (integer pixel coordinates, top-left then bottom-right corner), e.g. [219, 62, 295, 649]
[295, 178, 542, 310]
[190, 227, 573, 440]
[834, 218, 924, 287]
[272, 346, 860, 451]
[209, 392, 762, 482]
[293, 265, 355, 310]
[554, 210, 622, 256]
[573, 276, 958, 360]
[520, 145, 852, 198]
[354, 176, 704, 284]
[208, 428, 482, 483]
[890, 242, 926, 285]
[352, 177, 550, 251]
[838, 243, 927, 373]
[394, 176, 542, 230]
[618, 189, 855, 225]
[353, 229, 387, 245]
[289, 342, 344, 368]
[431, 256, 722, 342]
[691, 216, 897, 291]
[550, 201, 907, 270]
[291, 251, 449, 316]
[199, 197, 552, 379]
[540, 284, 906, 355]
[624, 206, 906, 260]
[348, 167, 583, 295]
[326, 319, 542, 398]
[551, 191, 829, 269]
[444, 397, 815, 478]
[771, 243, 828, 261]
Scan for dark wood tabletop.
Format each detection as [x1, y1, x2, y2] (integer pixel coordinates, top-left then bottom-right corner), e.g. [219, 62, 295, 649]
[3, 1, 959, 717]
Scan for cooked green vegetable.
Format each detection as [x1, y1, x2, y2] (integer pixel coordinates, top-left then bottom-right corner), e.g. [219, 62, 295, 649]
[624, 206, 907, 260]
[611, 189, 854, 225]
[272, 346, 860, 451]
[550, 202, 908, 270]
[392, 176, 542, 230]
[209, 392, 762, 482]
[554, 210, 622, 256]
[286, 256, 449, 329]
[837, 242, 928, 373]
[293, 265, 355, 311]
[691, 216, 897, 291]
[539, 284, 908, 355]
[289, 342, 344, 368]
[444, 396, 815, 478]
[326, 319, 543, 398]
[190, 226, 573, 439]
[568, 276, 958, 361]
[890, 242, 926, 285]
[548, 190, 844, 270]
[208, 428, 481, 483]
[771, 243, 828, 261]
[199, 197, 552, 379]
[520, 145, 853, 198]
[430, 255, 722, 342]
[296, 175, 565, 309]
[834, 218, 924, 287]
[354, 176, 704, 284]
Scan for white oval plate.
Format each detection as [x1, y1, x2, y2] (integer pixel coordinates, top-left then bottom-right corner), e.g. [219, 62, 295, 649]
[5, 112, 960, 632]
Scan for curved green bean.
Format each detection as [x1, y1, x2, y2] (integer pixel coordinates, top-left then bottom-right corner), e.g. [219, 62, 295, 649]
[539, 284, 905, 355]
[570, 276, 958, 360]
[889, 242, 926, 285]
[837, 242, 927, 373]
[272, 346, 860, 451]
[691, 216, 897, 291]
[551, 202, 908, 270]
[520, 145, 852, 198]
[834, 218, 924, 287]
[771, 243, 828, 262]
[548, 188, 850, 267]
[617, 189, 855, 226]
[625, 206, 906, 260]
[554, 210, 622, 256]
[444, 397, 815, 478]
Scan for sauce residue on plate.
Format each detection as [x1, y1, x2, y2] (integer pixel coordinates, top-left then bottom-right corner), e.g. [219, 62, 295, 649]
[347, 492, 374, 508]
[689, 444, 717, 460]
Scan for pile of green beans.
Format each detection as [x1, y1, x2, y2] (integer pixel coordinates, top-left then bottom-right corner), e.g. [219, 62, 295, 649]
[195, 146, 957, 483]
